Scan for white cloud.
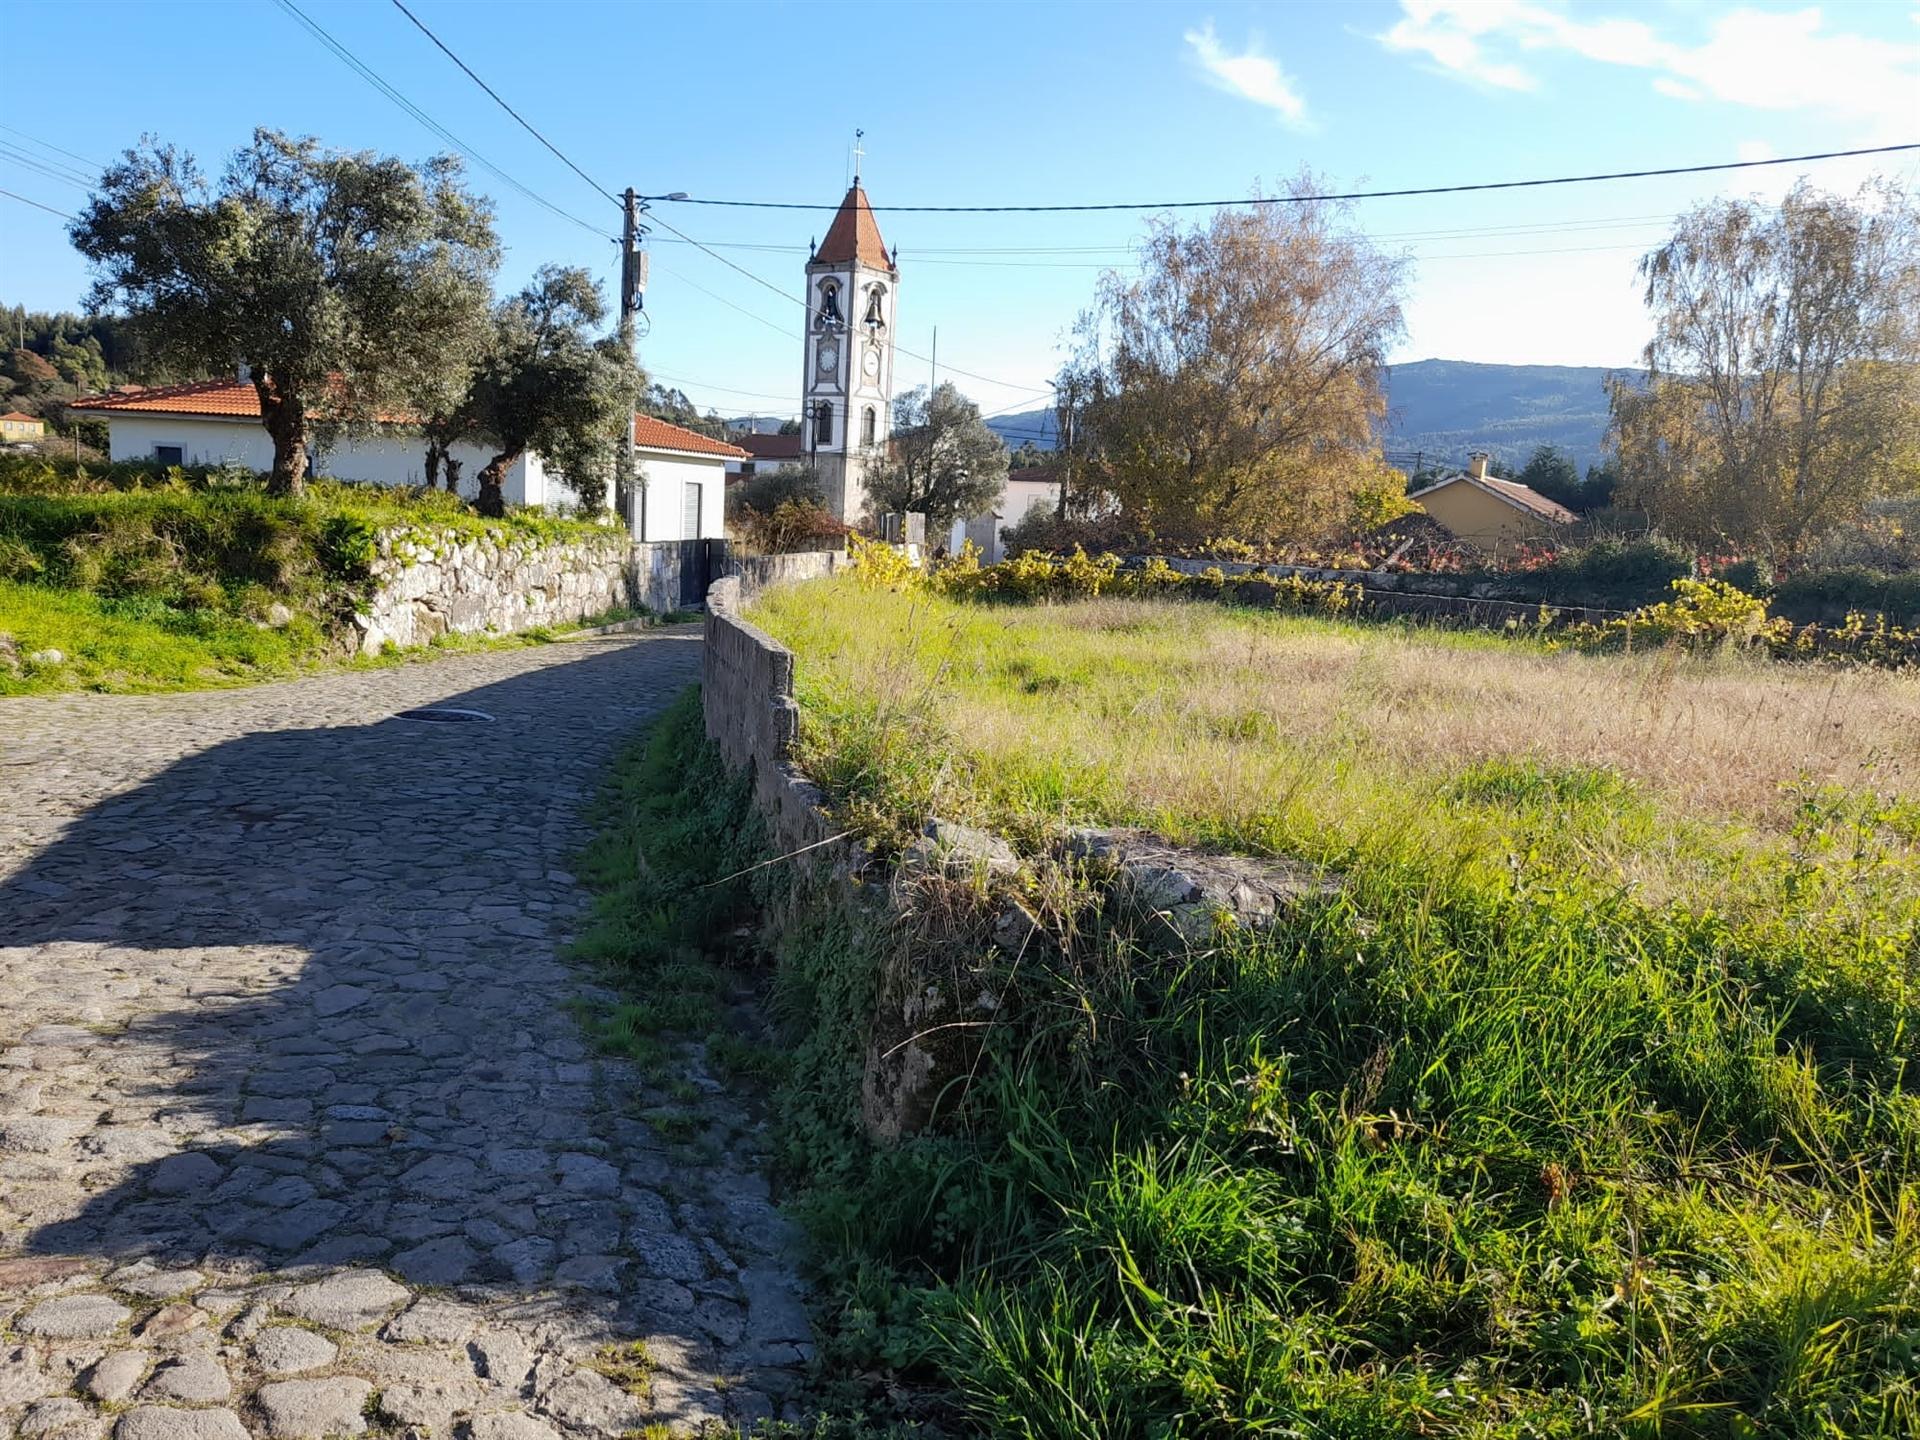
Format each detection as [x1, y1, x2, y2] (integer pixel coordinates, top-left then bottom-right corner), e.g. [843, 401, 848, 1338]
[1376, 2, 1920, 138]
[1378, 0, 1540, 91]
[1184, 21, 1310, 126]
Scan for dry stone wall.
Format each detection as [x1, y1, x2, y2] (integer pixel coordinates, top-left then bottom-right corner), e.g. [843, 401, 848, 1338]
[357, 528, 746, 654]
[356, 527, 633, 655]
[699, 573, 1342, 1147]
[732, 550, 846, 597]
[701, 578, 851, 870]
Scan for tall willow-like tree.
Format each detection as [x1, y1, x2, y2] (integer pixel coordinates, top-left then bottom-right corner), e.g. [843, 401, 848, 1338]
[1081, 179, 1407, 541]
[1611, 180, 1920, 559]
[72, 130, 499, 496]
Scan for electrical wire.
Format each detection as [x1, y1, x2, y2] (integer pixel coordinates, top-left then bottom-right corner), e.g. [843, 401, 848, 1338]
[379, 0, 1046, 397]
[653, 143, 1920, 213]
[0, 125, 104, 174]
[0, 145, 93, 189]
[387, 0, 619, 207]
[271, 0, 612, 241]
[0, 188, 75, 220]
[645, 208, 1052, 397]
[650, 372, 802, 405]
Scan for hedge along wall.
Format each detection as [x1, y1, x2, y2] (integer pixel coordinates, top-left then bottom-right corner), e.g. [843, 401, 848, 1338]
[1137, 555, 1630, 627]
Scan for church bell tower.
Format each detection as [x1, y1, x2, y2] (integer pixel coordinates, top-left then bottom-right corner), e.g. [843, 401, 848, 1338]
[803, 169, 897, 524]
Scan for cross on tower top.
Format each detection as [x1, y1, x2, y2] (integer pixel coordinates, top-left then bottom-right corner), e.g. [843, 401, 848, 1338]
[852, 128, 865, 183]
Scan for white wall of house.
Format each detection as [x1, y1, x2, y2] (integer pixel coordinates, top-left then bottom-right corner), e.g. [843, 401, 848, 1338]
[1003, 477, 1060, 530]
[102, 413, 731, 539]
[103, 414, 540, 505]
[943, 475, 1064, 562]
[631, 453, 728, 542]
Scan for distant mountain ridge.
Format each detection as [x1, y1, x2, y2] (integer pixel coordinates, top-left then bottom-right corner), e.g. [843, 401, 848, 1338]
[979, 358, 1621, 474]
[1382, 359, 1619, 474]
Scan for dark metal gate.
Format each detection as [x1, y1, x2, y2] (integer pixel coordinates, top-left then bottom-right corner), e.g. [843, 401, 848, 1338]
[677, 537, 729, 608]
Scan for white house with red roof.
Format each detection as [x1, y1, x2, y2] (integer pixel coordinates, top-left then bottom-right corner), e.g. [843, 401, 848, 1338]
[71, 379, 743, 543]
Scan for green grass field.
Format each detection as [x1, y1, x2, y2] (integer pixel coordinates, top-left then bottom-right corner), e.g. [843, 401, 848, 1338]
[0, 456, 614, 695]
[713, 576, 1920, 1437]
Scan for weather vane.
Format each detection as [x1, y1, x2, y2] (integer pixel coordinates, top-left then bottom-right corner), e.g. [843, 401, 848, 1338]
[852, 128, 865, 183]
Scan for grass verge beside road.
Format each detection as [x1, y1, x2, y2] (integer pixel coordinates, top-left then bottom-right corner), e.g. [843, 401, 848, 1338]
[0, 455, 624, 695]
[712, 577, 1920, 1436]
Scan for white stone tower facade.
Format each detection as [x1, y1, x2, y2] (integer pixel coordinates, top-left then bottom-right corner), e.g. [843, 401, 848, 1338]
[802, 181, 898, 523]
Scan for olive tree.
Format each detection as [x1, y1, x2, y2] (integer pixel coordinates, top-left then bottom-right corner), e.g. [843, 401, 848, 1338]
[1611, 180, 1920, 559]
[1079, 178, 1407, 541]
[71, 129, 499, 496]
[865, 382, 1009, 532]
[465, 266, 641, 518]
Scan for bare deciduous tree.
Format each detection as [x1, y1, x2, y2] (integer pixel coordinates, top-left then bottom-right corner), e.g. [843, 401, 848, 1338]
[1611, 179, 1920, 560]
[1079, 178, 1407, 541]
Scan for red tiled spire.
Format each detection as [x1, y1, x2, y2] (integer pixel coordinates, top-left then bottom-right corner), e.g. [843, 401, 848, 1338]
[812, 183, 891, 269]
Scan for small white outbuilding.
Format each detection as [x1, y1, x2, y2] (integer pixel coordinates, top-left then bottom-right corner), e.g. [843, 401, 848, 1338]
[70, 378, 742, 542]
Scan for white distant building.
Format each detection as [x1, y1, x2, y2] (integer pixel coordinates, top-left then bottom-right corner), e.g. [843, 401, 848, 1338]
[945, 465, 1063, 561]
[70, 379, 742, 542]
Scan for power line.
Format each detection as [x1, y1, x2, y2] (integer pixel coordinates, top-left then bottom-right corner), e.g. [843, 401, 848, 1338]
[646, 207, 1050, 397]
[0, 188, 75, 220]
[382, 0, 1043, 395]
[387, 0, 618, 207]
[647, 210, 1686, 256]
[0, 125, 105, 174]
[649, 371, 801, 405]
[0, 145, 93, 189]
[653, 142, 1920, 214]
[271, 0, 611, 241]
[301, 0, 1043, 399]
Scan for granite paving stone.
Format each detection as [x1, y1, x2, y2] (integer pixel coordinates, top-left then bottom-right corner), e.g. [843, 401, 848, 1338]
[0, 632, 809, 1437]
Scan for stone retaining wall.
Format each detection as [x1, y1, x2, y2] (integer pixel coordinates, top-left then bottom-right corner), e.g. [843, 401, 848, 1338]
[700, 577, 850, 868]
[730, 549, 846, 600]
[697, 572, 1340, 1146]
[358, 529, 718, 655]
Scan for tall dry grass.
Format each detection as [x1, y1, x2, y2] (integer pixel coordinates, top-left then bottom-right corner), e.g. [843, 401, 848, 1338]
[754, 584, 1920, 908]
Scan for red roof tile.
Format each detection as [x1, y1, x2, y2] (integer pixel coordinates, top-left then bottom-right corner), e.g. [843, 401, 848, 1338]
[72, 379, 277, 418]
[1479, 476, 1580, 525]
[1406, 472, 1578, 526]
[75, 381, 745, 460]
[739, 432, 804, 461]
[68, 378, 417, 425]
[0, 411, 41, 423]
[813, 183, 892, 269]
[632, 414, 747, 458]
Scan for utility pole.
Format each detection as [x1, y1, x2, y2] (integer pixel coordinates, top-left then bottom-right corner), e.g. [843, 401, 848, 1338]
[616, 187, 643, 534]
[1056, 381, 1073, 521]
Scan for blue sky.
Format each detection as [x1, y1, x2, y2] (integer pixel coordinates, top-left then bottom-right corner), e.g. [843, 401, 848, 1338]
[4, 0, 1917, 427]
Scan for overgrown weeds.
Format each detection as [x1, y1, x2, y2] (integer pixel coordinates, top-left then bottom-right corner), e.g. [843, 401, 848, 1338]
[710, 579, 1920, 1435]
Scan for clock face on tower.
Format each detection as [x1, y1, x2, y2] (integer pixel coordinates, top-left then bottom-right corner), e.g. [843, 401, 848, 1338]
[818, 342, 840, 378]
[862, 347, 881, 379]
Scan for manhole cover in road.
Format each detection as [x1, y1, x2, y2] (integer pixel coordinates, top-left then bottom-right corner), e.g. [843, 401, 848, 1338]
[396, 707, 495, 724]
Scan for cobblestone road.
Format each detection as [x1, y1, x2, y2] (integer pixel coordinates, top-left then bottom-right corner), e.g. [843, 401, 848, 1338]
[0, 632, 814, 1438]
